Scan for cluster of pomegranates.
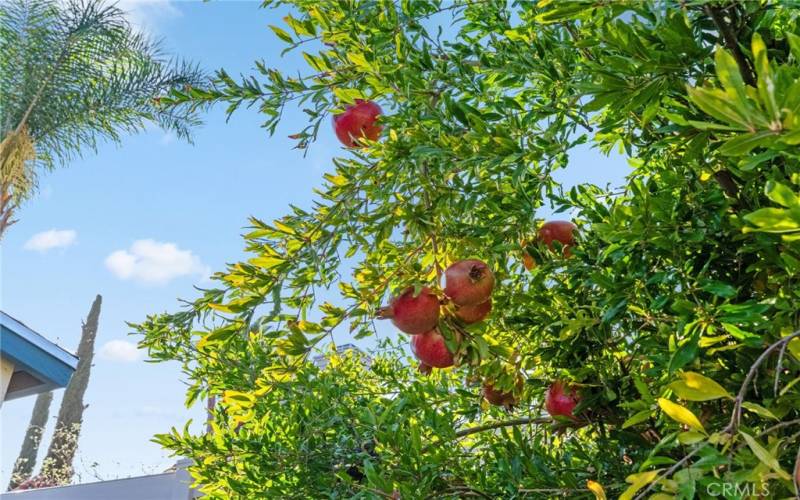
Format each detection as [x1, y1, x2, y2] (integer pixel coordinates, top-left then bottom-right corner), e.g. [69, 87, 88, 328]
[378, 259, 495, 370]
[335, 100, 583, 421]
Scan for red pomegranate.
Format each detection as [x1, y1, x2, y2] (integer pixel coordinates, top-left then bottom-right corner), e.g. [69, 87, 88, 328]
[545, 381, 580, 419]
[332, 100, 382, 147]
[537, 220, 577, 257]
[418, 362, 433, 376]
[410, 329, 455, 368]
[378, 286, 440, 335]
[483, 383, 517, 407]
[444, 259, 494, 306]
[455, 298, 492, 324]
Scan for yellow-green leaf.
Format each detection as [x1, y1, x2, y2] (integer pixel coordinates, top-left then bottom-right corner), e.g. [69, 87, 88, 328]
[223, 390, 255, 408]
[678, 430, 706, 445]
[272, 220, 295, 235]
[269, 25, 293, 44]
[741, 401, 779, 421]
[622, 409, 652, 429]
[587, 480, 606, 500]
[347, 52, 371, 70]
[249, 256, 285, 269]
[658, 398, 706, 433]
[669, 372, 731, 401]
[740, 431, 791, 481]
[207, 302, 234, 313]
[619, 469, 662, 500]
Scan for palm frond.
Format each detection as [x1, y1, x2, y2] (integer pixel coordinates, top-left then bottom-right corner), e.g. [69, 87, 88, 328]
[0, 0, 206, 202]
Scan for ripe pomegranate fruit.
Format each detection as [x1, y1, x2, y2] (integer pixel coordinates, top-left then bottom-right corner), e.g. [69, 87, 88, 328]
[444, 259, 494, 306]
[455, 298, 492, 324]
[410, 329, 455, 368]
[483, 383, 518, 407]
[545, 381, 580, 419]
[332, 100, 382, 147]
[537, 220, 577, 257]
[378, 286, 440, 335]
[418, 362, 433, 375]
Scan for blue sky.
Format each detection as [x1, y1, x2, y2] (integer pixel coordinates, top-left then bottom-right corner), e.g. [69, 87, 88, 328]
[1, 0, 630, 485]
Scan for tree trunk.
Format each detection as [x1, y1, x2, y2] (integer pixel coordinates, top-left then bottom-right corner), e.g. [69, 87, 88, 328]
[7, 391, 53, 490]
[39, 295, 102, 486]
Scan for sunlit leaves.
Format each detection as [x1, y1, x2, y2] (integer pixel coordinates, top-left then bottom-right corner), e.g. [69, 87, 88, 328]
[669, 372, 731, 402]
[132, 1, 800, 498]
[658, 398, 706, 434]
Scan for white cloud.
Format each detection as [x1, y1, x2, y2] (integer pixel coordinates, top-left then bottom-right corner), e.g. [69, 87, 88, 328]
[24, 229, 77, 252]
[105, 239, 209, 286]
[115, 0, 181, 35]
[99, 339, 142, 363]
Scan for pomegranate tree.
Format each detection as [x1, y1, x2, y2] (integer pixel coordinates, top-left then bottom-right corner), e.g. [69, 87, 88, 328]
[378, 286, 440, 335]
[332, 100, 382, 147]
[444, 259, 494, 306]
[410, 329, 454, 368]
[545, 381, 580, 419]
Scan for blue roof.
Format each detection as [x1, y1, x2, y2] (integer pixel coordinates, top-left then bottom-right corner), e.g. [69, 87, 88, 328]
[1, 311, 78, 401]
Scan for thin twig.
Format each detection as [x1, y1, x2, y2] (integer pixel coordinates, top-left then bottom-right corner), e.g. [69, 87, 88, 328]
[775, 340, 789, 397]
[725, 330, 800, 435]
[455, 417, 551, 438]
[422, 416, 551, 453]
[794, 444, 800, 497]
[633, 446, 704, 500]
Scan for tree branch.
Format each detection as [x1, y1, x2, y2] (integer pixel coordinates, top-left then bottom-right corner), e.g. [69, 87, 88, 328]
[704, 4, 756, 87]
[633, 446, 704, 500]
[725, 330, 800, 435]
[422, 416, 551, 453]
[455, 417, 551, 438]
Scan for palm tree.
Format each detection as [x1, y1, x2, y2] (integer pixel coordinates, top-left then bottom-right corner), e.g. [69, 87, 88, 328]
[0, 0, 204, 238]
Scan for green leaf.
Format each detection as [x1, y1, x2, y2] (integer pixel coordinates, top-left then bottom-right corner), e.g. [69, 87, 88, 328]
[686, 86, 749, 127]
[332, 87, 366, 104]
[741, 402, 778, 421]
[788, 33, 800, 61]
[678, 431, 706, 445]
[269, 25, 294, 44]
[347, 52, 371, 71]
[669, 331, 699, 374]
[765, 181, 800, 208]
[718, 131, 776, 156]
[249, 256, 285, 269]
[743, 207, 800, 233]
[699, 280, 737, 298]
[715, 47, 748, 95]
[658, 398, 706, 433]
[752, 33, 779, 121]
[740, 431, 791, 481]
[622, 409, 652, 429]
